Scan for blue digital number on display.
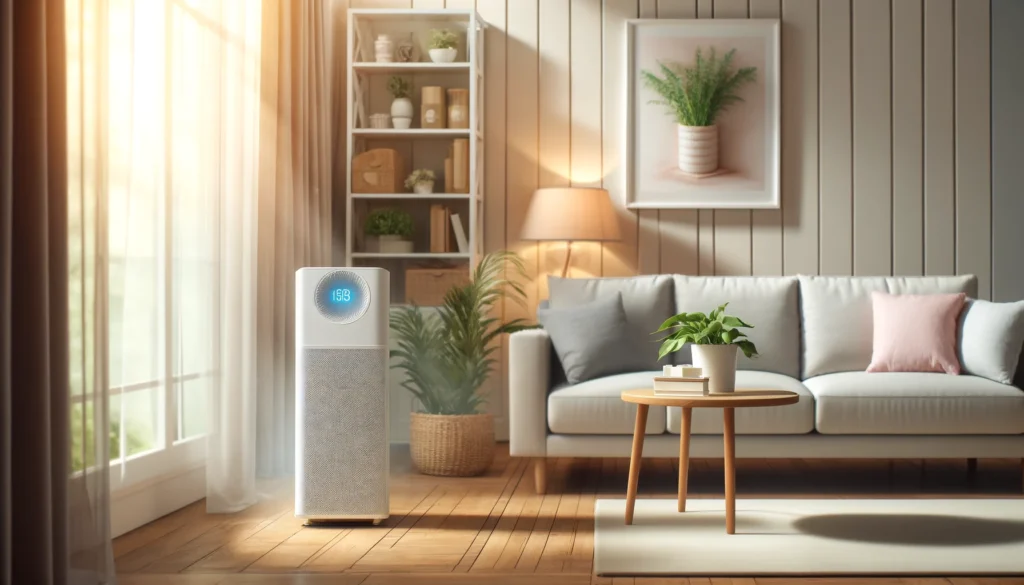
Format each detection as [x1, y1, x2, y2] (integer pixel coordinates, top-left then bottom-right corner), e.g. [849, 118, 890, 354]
[332, 288, 352, 303]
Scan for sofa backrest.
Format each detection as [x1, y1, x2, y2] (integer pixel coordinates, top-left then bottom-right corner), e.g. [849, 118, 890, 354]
[799, 275, 978, 379]
[672, 276, 801, 378]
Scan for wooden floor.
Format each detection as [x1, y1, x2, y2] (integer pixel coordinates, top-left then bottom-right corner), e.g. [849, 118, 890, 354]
[114, 444, 1024, 585]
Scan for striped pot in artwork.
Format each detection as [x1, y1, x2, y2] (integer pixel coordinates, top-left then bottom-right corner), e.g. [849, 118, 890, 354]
[677, 124, 719, 175]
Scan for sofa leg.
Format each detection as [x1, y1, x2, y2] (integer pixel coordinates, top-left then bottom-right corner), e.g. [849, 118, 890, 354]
[534, 459, 547, 495]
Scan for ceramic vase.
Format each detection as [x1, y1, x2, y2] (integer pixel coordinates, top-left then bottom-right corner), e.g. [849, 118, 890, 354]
[413, 181, 434, 195]
[374, 35, 394, 63]
[429, 47, 457, 63]
[677, 124, 719, 175]
[691, 344, 738, 394]
[391, 97, 413, 129]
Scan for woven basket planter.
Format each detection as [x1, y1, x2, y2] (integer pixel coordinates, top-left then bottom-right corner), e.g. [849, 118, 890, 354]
[409, 412, 495, 477]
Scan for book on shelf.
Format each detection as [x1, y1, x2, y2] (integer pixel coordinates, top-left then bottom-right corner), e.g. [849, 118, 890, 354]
[652, 376, 709, 396]
[450, 213, 468, 253]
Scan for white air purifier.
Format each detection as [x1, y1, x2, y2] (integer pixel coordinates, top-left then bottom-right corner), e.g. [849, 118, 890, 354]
[295, 267, 390, 525]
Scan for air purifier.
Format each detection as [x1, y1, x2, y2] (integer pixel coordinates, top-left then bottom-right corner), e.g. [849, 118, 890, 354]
[295, 267, 390, 524]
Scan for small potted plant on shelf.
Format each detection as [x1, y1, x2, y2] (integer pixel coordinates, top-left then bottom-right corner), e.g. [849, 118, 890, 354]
[388, 76, 413, 129]
[428, 29, 458, 63]
[654, 302, 758, 394]
[365, 208, 414, 254]
[405, 169, 436, 194]
[641, 47, 756, 176]
[391, 251, 533, 476]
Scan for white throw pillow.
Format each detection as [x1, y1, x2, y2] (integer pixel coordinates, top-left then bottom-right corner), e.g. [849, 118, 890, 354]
[957, 299, 1024, 385]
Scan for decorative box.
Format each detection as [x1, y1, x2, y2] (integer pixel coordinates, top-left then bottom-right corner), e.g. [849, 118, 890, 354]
[351, 148, 405, 193]
[405, 266, 469, 306]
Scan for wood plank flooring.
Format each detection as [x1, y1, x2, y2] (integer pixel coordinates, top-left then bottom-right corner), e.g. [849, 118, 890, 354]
[115, 444, 1024, 585]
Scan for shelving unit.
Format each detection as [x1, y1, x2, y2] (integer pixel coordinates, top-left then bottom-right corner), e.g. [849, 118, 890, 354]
[345, 9, 486, 305]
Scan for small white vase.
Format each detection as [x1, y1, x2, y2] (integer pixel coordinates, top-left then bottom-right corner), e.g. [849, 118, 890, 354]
[691, 344, 738, 394]
[392, 117, 412, 129]
[374, 35, 394, 63]
[677, 124, 719, 175]
[429, 47, 457, 63]
[413, 181, 434, 195]
[391, 97, 413, 119]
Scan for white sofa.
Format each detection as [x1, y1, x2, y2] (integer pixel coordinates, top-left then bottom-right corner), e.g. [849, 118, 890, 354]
[509, 275, 1024, 493]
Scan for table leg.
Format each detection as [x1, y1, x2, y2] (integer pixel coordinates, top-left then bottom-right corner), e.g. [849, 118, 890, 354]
[723, 407, 736, 534]
[677, 407, 693, 512]
[625, 404, 649, 525]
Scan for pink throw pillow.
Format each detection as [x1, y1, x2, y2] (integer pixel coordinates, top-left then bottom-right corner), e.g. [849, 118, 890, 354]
[866, 291, 966, 375]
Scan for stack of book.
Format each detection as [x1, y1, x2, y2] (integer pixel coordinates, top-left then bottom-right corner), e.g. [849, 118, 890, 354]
[653, 376, 710, 396]
[429, 205, 468, 253]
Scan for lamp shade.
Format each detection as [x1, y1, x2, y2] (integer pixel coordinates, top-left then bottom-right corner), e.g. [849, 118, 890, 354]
[520, 187, 621, 242]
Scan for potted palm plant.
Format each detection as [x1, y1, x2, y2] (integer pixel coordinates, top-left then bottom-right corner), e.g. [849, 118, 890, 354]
[390, 252, 531, 476]
[655, 302, 758, 394]
[641, 47, 756, 176]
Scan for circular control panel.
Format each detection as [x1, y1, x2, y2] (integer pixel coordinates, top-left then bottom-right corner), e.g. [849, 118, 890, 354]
[313, 270, 371, 324]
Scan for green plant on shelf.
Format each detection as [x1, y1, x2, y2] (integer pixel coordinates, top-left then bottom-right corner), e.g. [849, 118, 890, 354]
[387, 76, 411, 99]
[429, 29, 458, 50]
[641, 47, 757, 127]
[404, 169, 436, 190]
[365, 208, 413, 238]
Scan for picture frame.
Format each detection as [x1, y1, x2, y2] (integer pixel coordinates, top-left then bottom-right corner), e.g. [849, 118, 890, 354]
[624, 19, 781, 209]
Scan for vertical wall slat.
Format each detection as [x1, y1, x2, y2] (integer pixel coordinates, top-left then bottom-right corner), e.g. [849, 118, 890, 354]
[412, 0, 445, 8]
[656, 0, 700, 276]
[992, 0, 1024, 302]
[750, 0, 783, 276]
[697, 0, 715, 275]
[852, 0, 892, 276]
[711, 0, 753, 276]
[818, 0, 852, 276]
[603, 0, 641, 276]
[924, 0, 955, 276]
[781, 0, 819, 275]
[892, 0, 924, 277]
[571, 0, 606, 277]
[538, 0, 572, 289]
[954, 0, 992, 298]
[637, 0, 661, 275]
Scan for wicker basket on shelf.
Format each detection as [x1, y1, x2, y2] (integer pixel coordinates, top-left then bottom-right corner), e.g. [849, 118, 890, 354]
[409, 412, 495, 477]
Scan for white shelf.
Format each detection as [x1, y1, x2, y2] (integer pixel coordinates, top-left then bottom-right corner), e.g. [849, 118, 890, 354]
[353, 62, 470, 73]
[351, 252, 471, 260]
[351, 193, 473, 200]
[353, 128, 470, 139]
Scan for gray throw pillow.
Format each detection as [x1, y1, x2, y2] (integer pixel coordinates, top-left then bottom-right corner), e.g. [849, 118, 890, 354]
[547, 275, 673, 371]
[538, 292, 634, 385]
[958, 298, 1024, 385]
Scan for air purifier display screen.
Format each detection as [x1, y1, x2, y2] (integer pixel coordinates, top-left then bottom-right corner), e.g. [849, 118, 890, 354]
[314, 270, 371, 324]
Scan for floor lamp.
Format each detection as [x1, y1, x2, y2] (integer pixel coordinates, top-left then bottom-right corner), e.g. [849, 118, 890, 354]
[520, 187, 622, 278]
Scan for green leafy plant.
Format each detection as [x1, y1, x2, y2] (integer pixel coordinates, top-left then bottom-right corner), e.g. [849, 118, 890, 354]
[654, 302, 759, 360]
[429, 29, 458, 50]
[405, 169, 436, 190]
[641, 47, 757, 127]
[365, 208, 413, 238]
[387, 76, 411, 99]
[390, 252, 533, 415]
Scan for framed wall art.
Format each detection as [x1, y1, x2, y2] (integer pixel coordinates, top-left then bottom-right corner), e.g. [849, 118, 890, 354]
[625, 19, 780, 209]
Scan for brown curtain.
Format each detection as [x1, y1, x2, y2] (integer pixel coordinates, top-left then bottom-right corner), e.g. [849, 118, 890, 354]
[255, 0, 334, 477]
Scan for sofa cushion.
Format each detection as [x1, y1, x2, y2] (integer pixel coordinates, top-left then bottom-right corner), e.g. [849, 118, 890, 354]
[866, 292, 965, 375]
[672, 276, 800, 378]
[547, 275, 673, 371]
[666, 371, 814, 435]
[804, 371, 1024, 435]
[958, 299, 1024, 385]
[538, 293, 634, 384]
[547, 371, 667, 435]
[800, 275, 977, 379]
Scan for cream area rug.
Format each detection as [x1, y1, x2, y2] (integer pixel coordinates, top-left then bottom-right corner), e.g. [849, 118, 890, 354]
[594, 498, 1024, 576]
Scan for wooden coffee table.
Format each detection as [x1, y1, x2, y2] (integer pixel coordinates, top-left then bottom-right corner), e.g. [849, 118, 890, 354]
[620, 388, 800, 534]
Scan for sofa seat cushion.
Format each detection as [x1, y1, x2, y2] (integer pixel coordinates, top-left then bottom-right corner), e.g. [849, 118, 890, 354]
[666, 371, 815, 435]
[804, 372, 1024, 435]
[548, 371, 667, 435]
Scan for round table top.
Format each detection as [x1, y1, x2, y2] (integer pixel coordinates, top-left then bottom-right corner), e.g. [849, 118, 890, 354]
[620, 388, 800, 408]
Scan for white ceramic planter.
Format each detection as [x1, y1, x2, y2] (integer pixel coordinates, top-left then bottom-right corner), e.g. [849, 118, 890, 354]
[677, 124, 719, 175]
[413, 181, 434, 195]
[370, 235, 414, 254]
[391, 97, 413, 120]
[691, 344, 738, 394]
[429, 47, 457, 63]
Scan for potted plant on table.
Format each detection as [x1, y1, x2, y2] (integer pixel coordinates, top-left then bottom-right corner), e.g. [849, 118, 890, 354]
[654, 302, 758, 394]
[390, 252, 532, 476]
[405, 169, 436, 194]
[388, 76, 413, 129]
[641, 47, 756, 176]
[365, 208, 414, 254]
[428, 29, 458, 63]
